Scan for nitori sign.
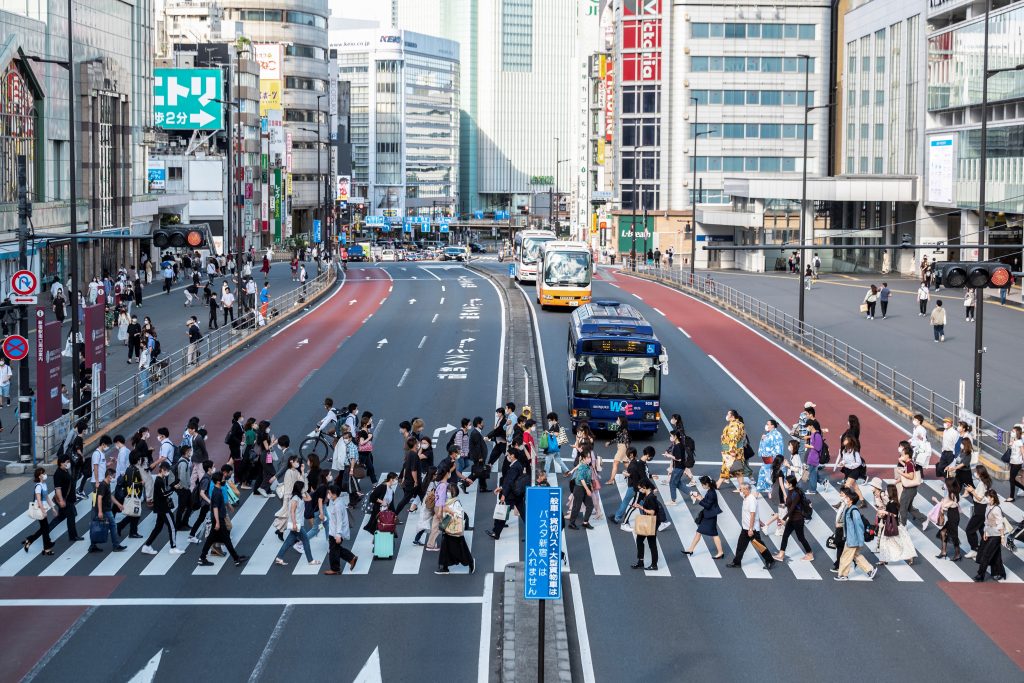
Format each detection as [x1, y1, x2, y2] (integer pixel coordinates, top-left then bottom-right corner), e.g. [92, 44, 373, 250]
[153, 68, 223, 130]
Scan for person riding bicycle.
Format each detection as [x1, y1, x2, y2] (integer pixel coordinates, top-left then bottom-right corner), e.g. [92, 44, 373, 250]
[316, 398, 340, 449]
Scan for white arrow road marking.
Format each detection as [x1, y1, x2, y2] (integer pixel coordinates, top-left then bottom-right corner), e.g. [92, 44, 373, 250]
[418, 335, 427, 349]
[127, 649, 163, 683]
[408, 299, 416, 304]
[431, 423, 457, 447]
[349, 299, 358, 306]
[352, 647, 383, 683]
[377, 338, 388, 348]
[296, 339, 309, 347]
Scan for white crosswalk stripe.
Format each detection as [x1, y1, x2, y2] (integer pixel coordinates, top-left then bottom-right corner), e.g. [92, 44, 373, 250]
[614, 479, 669, 576]
[2, 478, 1024, 581]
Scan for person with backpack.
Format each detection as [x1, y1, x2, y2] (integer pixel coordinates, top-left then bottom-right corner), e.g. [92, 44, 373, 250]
[835, 486, 878, 581]
[436, 484, 474, 574]
[171, 444, 194, 530]
[764, 474, 814, 563]
[684, 476, 725, 559]
[666, 430, 695, 504]
[804, 420, 825, 495]
[566, 451, 597, 530]
[324, 485, 357, 574]
[540, 412, 564, 475]
[197, 472, 247, 567]
[141, 462, 184, 556]
[187, 460, 215, 543]
[89, 468, 126, 554]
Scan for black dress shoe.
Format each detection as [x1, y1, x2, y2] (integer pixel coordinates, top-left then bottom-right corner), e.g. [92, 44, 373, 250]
[726, 561, 741, 568]
[764, 560, 776, 570]
[486, 531, 499, 540]
[645, 564, 658, 571]
[973, 575, 984, 582]
[582, 522, 594, 530]
[129, 534, 143, 539]
[567, 523, 579, 530]
[630, 560, 644, 569]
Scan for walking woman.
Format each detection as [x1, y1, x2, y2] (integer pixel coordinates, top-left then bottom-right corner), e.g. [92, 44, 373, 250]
[23, 468, 54, 555]
[964, 289, 976, 322]
[895, 442, 924, 526]
[356, 413, 377, 483]
[604, 416, 630, 484]
[413, 466, 439, 546]
[683, 475, 725, 559]
[765, 474, 814, 562]
[876, 483, 917, 565]
[769, 453, 788, 537]
[863, 284, 879, 319]
[932, 480, 963, 561]
[631, 479, 662, 570]
[1006, 426, 1023, 502]
[964, 465, 993, 560]
[273, 454, 306, 539]
[832, 435, 866, 504]
[255, 420, 278, 497]
[274, 481, 320, 567]
[717, 409, 746, 489]
[973, 489, 1006, 582]
[436, 485, 475, 574]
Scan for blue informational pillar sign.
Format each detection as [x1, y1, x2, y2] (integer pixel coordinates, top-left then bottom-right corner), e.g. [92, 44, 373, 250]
[524, 486, 562, 600]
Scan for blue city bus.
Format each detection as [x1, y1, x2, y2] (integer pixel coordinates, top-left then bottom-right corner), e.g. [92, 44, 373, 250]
[566, 300, 667, 434]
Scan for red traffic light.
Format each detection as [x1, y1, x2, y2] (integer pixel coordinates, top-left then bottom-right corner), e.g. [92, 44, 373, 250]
[990, 265, 1012, 288]
[938, 261, 1013, 289]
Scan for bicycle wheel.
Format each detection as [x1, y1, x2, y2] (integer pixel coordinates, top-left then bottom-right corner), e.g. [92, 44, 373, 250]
[299, 436, 329, 462]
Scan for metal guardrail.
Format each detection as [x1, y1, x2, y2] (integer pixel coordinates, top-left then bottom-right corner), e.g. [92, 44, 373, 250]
[636, 265, 1011, 463]
[36, 265, 337, 462]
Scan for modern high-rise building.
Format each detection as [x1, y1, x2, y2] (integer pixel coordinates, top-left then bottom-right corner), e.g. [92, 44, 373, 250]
[330, 28, 460, 225]
[386, 0, 584, 220]
[163, 0, 331, 239]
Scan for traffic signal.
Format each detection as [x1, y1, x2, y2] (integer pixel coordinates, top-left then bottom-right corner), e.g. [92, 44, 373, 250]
[937, 261, 1013, 289]
[152, 226, 207, 250]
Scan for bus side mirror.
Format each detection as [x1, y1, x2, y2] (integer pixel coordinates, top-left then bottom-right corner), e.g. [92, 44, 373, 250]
[659, 353, 669, 376]
[568, 358, 576, 373]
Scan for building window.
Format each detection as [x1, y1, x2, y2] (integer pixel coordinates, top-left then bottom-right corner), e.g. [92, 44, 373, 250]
[285, 44, 326, 60]
[0, 61, 39, 203]
[169, 167, 183, 180]
[502, 0, 533, 72]
[874, 157, 884, 174]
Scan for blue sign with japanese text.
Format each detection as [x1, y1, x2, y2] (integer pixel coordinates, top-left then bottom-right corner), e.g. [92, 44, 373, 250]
[524, 487, 562, 600]
[313, 219, 321, 244]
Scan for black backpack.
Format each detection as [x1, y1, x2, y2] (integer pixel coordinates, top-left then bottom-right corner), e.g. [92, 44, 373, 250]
[683, 434, 696, 469]
[152, 338, 162, 357]
[192, 474, 210, 508]
[819, 439, 831, 465]
[800, 492, 814, 520]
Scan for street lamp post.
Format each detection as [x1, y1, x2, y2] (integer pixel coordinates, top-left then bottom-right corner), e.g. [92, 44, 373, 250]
[67, 0, 82, 413]
[688, 96, 713, 279]
[796, 54, 832, 334]
[316, 94, 327, 253]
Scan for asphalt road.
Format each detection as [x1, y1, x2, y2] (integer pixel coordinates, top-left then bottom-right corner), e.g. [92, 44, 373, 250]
[0, 262, 1020, 682]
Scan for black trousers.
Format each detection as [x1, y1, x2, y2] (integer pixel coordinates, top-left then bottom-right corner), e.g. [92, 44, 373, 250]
[781, 518, 812, 554]
[145, 511, 176, 548]
[358, 452, 377, 483]
[491, 496, 525, 539]
[116, 512, 140, 537]
[190, 504, 210, 536]
[328, 536, 356, 571]
[174, 490, 192, 528]
[966, 504, 986, 551]
[1009, 464, 1023, 499]
[52, 502, 80, 540]
[26, 517, 53, 549]
[975, 536, 1005, 579]
[222, 307, 235, 324]
[919, 299, 927, 314]
[393, 485, 417, 515]
[935, 451, 954, 479]
[487, 441, 506, 467]
[465, 460, 489, 489]
[735, 529, 774, 568]
[200, 524, 239, 561]
[635, 534, 657, 565]
[831, 527, 846, 569]
[569, 490, 593, 524]
[880, 300, 889, 317]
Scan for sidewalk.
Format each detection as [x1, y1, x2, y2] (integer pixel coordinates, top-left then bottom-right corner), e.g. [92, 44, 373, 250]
[0, 263, 308, 458]
[684, 267, 1022, 428]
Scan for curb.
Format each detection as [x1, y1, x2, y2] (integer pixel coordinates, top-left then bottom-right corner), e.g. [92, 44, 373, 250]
[630, 271, 1011, 480]
[502, 562, 572, 682]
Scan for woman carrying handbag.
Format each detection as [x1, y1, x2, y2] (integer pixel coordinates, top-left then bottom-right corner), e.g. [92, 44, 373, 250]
[876, 484, 917, 565]
[631, 479, 662, 571]
[895, 443, 925, 526]
[23, 468, 55, 555]
[684, 476, 725, 559]
[932, 480, 962, 561]
[973, 489, 1007, 582]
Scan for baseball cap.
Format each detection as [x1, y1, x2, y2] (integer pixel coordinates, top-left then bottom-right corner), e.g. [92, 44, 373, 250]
[942, 417, 954, 424]
[867, 477, 884, 491]
[804, 401, 816, 409]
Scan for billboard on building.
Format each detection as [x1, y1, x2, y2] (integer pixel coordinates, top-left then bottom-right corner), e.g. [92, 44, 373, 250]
[147, 160, 166, 191]
[259, 80, 282, 116]
[337, 175, 351, 202]
[153, 68, 223, 130]
[254, 44, 283, 80]
[926, 135, 956, 206]
[602, 55, 614, 143]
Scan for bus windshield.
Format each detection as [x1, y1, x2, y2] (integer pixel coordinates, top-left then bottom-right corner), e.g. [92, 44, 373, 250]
[521, 237, 553, 265]
[574, 354, 660, 398]
[544, 251, 591, 287]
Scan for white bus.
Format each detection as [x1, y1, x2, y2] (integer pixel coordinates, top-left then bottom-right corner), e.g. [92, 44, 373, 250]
[513, 229, 556, 283]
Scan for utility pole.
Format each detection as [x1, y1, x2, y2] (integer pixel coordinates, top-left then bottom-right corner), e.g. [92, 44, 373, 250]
[16, 156, 33, 463]
[234, 45, 245, 304]
[797, 55, 811, 335]
[630, 145, 637, 271]
[973, 0, 993, 418]
[689, 97, 698, 277]
[67, 0, 82, 415]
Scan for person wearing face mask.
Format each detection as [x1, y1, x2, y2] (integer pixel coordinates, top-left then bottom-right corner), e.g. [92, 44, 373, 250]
[272, 453, 306, 540]
[393, 438, 421, 515]
[23, 468, 55, 555]
[756, 420, 785, 494]
[540, 412, 564, 475]
[364, 472, 399, 536]
[51, 456, 82, 542]
[417, 437, 434, 483]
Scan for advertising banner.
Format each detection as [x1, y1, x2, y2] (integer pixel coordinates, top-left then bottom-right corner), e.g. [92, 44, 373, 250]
[337, 175, 351, 202]
[259, 80, 282, 116]
[147, 160, 166, 191]
[254, 44, 283, 80]
[926, 135, 956, 206]
[83, 304, 106, 393]
[274, 168, 283, 242]
[35, 308, 61, 426]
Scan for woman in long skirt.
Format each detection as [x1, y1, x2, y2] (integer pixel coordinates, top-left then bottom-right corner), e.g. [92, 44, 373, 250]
[436, 485, 475, 574]
[932, 479, 962, 561]
[877, 484, 917, 565]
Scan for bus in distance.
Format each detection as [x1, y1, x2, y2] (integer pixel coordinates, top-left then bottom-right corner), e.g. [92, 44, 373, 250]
[512, 229, 556, 283]
[566, 300, 668, 434]
[536, 241, 592, 309]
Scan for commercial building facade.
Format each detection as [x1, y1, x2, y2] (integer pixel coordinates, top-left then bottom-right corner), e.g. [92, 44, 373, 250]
[331, 28, 460, 227]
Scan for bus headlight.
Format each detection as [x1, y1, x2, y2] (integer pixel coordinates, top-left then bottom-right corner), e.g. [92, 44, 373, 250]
[644, 411, 657, 422]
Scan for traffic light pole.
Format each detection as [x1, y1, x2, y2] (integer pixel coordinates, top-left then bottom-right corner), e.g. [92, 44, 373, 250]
[16, 156, 33, 463]
[973, 0, 993, 419]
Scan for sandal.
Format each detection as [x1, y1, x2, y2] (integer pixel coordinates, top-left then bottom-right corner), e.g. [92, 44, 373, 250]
[308, 560, 321, 566]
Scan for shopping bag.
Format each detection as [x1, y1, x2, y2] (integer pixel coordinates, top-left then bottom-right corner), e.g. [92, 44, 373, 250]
[89, 517, 110, 545]
[493, 502, 510, 521]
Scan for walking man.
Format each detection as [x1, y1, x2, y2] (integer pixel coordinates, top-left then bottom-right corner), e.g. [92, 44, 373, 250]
[879, 282, 891, 319]
[197, 472, 247, 566]
[141, 463, 184, 556]
[930, 300, 946, 342]
[727, 483, 775, 570]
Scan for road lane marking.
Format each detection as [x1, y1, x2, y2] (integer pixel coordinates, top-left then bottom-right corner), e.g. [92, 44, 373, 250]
[194, 494, 267, 575]
[270, 268, 349, 338]
[478, 573, 494, 683]
[569, 574, 596, 683]
[653, 307, 665, 316]
[442, 285, 446, 292]
[654, 482, 721, 578]
[420, 266, 444, 281]
[89, 513, 158, 576]
[418, 336, 427, 349]
[247, 604, 294, 683]
[0, 596, 486, 607]
[677, 326, 691, 338]
[393, 512, 425, 574]
[380, 298, 387, 305]
[397, 368, 410, 387]
[440, 297, 445, 304]
[632, 293, 642, 300]
[706, 485, 771, 580]
[293, 529, 329, 575]
[481, 273, 508, 408]
[242, 525, 287, 576]
[431, 314, 439, 324]
[513, 282, 552, 411]
[0, 499, 92, 576]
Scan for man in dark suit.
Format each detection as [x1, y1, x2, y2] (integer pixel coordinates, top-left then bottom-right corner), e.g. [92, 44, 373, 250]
[462, 417, 490, 492]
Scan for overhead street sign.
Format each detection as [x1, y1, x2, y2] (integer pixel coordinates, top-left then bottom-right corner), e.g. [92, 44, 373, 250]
[2, 335, 29, 361]
[153, 68, 224, 131]
[11, 269, 37, 296]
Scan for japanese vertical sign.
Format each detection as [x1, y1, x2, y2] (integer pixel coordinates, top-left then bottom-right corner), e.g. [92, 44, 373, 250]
[83, 304, 106, 393]
[524, 487, 563, 600]
[35, 308, 61, 426]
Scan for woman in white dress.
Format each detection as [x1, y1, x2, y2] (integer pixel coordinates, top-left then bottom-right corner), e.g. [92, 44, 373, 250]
[116, 307, 130, 345]
[876, 483, 918, 565]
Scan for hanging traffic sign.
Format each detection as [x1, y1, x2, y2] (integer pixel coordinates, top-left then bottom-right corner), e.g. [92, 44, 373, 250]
[11, 269, 37, 296]
[2, 335, 29, 361]
[153, 68, 224, 131]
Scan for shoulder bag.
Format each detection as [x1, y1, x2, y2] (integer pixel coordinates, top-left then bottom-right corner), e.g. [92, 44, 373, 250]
[122, 494, 142, 518]
[634, 513, 657, 537]
[27, 501, 46, 521]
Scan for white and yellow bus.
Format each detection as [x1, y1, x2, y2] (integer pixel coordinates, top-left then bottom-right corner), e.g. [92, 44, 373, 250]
[536, 241, 593, 309]
[513, 229, 556, 283]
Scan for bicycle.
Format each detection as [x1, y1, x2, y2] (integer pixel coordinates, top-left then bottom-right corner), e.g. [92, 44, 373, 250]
[299, 427, 336, 463]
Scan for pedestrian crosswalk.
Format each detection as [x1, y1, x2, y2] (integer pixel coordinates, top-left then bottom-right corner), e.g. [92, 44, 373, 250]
[3, 473, 1024, 583]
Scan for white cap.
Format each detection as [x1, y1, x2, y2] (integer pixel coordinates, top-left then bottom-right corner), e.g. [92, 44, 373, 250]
[804, 401, 816, 409]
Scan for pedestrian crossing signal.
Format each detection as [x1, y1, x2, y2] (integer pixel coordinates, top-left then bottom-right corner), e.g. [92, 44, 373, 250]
[153, 227, 208, 250]
[936, 262, 1012, 289]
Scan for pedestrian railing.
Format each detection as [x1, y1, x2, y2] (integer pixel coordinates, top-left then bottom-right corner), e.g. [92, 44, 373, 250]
[36, 265, 337, 461]
[635, 265, 1012, 464]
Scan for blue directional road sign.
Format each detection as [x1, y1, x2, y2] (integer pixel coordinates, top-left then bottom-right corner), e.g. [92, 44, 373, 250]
[153, 68, 223, 130]
[313, 219, 321, 244]
[524, 486, 562, 600]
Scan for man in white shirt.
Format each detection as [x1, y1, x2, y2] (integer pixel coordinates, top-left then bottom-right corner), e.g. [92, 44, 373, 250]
[153, 427, 175, 473]
[0, 357, 12, 407]
[729, 483, 775, 571]
[221, 288, 235, 326]
[113, 434, 131, 481]
[343, 403, 359, 436]
[936, 417, 959, 478]
[91, 435, 113, 491]
[317, 398, 339, 436]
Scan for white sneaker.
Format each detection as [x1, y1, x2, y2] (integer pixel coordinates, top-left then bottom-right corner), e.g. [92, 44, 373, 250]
[620, 523, 633, 532]
[658, 521, 671, 532]
[965, 550, 977, 559]
[921, 520, 929, 531]
[775, 527, 784, 537]
[293, 542, 304, 553]
[140, 545, 157, 555]
[686, 481, 697, 487]
[188, 536, 202, 544]
[169, 548, 186, 555]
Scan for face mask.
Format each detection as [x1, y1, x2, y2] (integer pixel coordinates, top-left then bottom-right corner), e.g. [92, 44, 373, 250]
[41, 475, 47, 482]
